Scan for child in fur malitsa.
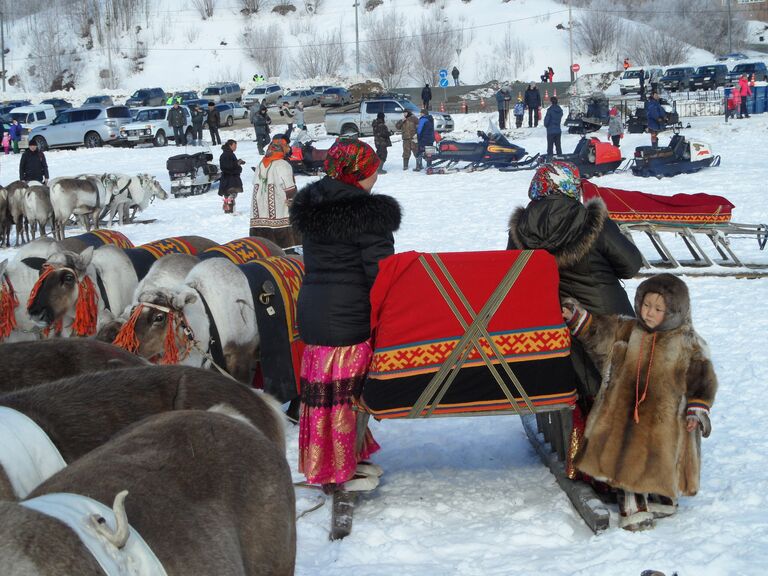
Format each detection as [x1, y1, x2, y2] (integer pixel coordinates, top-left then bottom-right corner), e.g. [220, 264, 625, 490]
[562, 273, 718, 532]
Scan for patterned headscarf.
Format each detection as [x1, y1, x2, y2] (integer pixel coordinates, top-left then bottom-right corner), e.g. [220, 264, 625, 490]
[527, 161, 582, 201]
[262, 136, 291, 168]
[323, 139, 380, 188]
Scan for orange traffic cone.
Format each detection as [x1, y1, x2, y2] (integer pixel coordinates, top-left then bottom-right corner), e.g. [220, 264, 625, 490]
[480, 97, 486, 111]
[553, 87, 557, 98]
[544, 88, 549, 100]
[440, 101, 445, 113]
[460, 101, 468, 114]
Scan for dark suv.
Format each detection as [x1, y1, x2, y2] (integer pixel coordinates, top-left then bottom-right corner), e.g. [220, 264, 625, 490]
[690, 65, 728, 91]
[659, 67, 695, 92]
[125, 87, 166, 107]
[727, 62, 768, 84]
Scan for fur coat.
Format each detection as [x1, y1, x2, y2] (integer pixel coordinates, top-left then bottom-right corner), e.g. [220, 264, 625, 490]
[570, 274, 718, 498]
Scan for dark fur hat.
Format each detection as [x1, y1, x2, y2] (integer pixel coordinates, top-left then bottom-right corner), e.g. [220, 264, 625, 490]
[634, 273, 691, 332]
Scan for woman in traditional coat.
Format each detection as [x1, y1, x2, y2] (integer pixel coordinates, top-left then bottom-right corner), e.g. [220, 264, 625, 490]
[250, 135, 299, 250]
[218, 139, 244, 214]
[290, 138, 401, 494]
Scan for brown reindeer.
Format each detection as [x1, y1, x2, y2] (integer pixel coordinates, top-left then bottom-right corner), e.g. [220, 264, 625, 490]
[0, 365, 285, 501]
[0, 339, 148, 395]
[0, 410, 296, 575]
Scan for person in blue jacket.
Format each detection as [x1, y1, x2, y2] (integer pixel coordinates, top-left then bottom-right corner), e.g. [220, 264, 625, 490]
[9, 119, 22, 154]
[523, 83, 542, 128]
[414, 108, 435, 172]
[543, 96, 563, 157]
[645, 91, 665, 148]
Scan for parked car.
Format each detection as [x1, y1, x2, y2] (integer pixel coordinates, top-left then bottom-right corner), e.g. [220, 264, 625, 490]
[125, 87, 166, 107]
[310, 85, 333, 95]
[727, 61, 768, 83]
[10, 104, 57, 128]
[28, 105, 133, 150]
[325, 97, 453, 136]
[690, 64, 729, 91]
[204, 102, 236, 128]
[169, 91, 199, 104]
[659, 67, 695, 92]
[118, 105, 193, 147]
[230, 101, 249, 120]
[184, 98, 211, 110]
[619, 67, 664, 95]
[716, 52, 749, 62]
[201, 82, 242, 103]
[320, 87, 354, 107]
[242, 84, 283, 107]
[40, 98, 73, 114]
[0, 101, 32, 118]
[277, 89, 319, 108]
[82, 95, 115, 107]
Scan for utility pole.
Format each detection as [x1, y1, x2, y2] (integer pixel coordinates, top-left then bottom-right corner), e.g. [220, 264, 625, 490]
[568, 0, 574, 82]
[353, 1, 360, 76]
[727, 0, 732, 54]
[106, 15, 113, 87]
[1, 11, 6, 92]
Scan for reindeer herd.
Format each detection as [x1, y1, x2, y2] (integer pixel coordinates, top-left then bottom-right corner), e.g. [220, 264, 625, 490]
[0, 173, 167, 246]
[0, 233, 302, 573]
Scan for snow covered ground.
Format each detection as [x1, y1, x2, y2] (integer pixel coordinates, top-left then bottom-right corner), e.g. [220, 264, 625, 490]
[1, 112, 767, 575]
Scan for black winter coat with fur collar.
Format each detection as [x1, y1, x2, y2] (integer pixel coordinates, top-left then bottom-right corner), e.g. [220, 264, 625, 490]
[290, 176, 401, 346]
[507, 195, 641, 316]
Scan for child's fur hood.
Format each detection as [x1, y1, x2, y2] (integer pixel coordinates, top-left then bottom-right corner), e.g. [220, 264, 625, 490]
[634, 273, 691, 332]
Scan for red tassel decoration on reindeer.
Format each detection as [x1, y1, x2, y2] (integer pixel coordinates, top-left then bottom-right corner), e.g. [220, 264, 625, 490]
[0, 277, 19, 340]
[112, 304, 144, 353]
[71, 275, 99, 337]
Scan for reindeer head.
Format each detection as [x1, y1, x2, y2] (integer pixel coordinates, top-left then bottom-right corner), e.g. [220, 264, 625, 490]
[24, 246, 96, 333]
[113, 288, 197, 363]
[139, 174, 168, 201]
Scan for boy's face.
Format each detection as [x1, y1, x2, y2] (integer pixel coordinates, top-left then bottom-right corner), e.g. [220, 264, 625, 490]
[641, 292, 666, 329]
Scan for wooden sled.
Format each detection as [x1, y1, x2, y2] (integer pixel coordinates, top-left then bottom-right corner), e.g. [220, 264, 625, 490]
[582, 180, 768, 274]
[330, 250, 607, 539]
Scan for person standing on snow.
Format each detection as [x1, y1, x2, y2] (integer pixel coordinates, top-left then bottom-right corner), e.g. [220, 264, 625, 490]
[414, 108, 435, 172]
[738, 73, 752, 119]
[524, 82, 542, 128]
[372, 112, 392, 174]
[251, 100, 271, 154]
[608, 107, 623, 147]
[495, 87, 508, 130]
[513, 97, 525, 128]
[167, 101, 187, 146]
[396, 110, 419, 170]
[218, 139, 245, 214]
[207, 102, 222, 146]
[278, 101, 295, 139]
[19, 139, 49, 183]
[543, 96, 563, 157]
[646, 91, 665, 148]
[421, 83, 432, 110]
[452, 66, 460, 86]
[190, 104, 205, 146]
[623, 58, 630, 71]
[9, 119, 22, 154]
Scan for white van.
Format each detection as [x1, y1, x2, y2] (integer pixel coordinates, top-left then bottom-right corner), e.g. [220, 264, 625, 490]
[9, 104, 58, 128]
[619, 67, 664, 95]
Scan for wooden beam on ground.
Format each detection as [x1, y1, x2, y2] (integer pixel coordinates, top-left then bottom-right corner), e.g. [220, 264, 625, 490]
[330, 491, 358, 541]
[521, 414, 610, 534]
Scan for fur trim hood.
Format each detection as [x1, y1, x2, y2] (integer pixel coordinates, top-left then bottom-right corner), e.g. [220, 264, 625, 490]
[634, 273, 691, 332]
[507, 196, 607, 268]
[290, 176, 401, 242]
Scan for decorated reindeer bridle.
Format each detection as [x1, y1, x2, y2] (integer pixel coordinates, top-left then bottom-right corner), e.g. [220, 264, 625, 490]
[27, 264, 99, 337]
[0, 272, 18, 341]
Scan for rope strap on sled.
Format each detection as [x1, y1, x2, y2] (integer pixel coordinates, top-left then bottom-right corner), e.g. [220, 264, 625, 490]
[408, 251, 535, 419]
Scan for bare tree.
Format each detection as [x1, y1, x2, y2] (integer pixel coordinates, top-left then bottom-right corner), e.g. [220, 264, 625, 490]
[411, 9, 459, 85]
[291, 26, 345, 78]
[573, 5, 624, 58]
[242, 22, 285, 77]
[361, 10, 411, 88]
[626, 27, 690, 66]
[28, 7, 82, 91]
[478, 26, 531, 83]
[240, 0, 266, 14]
[191, 0, 217, 19]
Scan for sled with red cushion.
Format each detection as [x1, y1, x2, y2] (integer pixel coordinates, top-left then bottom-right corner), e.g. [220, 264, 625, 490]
[582, 180, 768, 270]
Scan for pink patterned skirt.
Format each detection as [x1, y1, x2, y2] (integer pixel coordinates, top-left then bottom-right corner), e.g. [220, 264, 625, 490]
[298, 340, 380, 485]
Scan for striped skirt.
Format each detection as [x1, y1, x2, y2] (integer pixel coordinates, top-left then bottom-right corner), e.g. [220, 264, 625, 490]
[298, 340, 380, 485]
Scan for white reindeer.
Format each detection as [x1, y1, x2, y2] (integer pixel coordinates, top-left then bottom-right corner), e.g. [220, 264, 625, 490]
[103, 173, 169, 226]
[22, 183, 54, 240]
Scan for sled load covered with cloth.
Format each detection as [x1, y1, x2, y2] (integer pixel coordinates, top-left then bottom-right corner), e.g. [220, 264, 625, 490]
[166, 152, 220, 197]
[326, 250, 612, 540]
[582, 180, 767, 270]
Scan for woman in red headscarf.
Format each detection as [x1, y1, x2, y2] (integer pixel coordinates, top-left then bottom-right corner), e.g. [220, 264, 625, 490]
[290, 138, 402, 493]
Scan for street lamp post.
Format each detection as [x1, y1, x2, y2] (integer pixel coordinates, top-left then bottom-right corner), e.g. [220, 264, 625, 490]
[353, 1, 360, 76]
[568, 0, 574, 82]
[456, 48, 462, 73]
[727, 0, 732, 54]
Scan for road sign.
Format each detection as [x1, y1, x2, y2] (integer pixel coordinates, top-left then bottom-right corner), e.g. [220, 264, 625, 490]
[439, 69, 449, 79]
[571, 63, 581, 73]
[439, 78, 450, 88]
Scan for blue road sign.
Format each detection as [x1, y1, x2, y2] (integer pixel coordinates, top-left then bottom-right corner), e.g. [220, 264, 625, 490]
[439, 69, 449, 79]
[439, 78, 450, 88]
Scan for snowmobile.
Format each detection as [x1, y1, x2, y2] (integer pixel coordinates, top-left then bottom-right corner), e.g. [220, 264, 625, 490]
[166, 151, 220, 197]
[630, 132, 720, 178]
[565, 92, 610, 135]
[545, 136, 624, 178]
[626, 98, 685, 134]
[288, 141, 328, 175]
[425, 129, 539, 174]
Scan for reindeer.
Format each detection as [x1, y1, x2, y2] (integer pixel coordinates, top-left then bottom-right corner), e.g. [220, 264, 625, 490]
[0, 365, 287, 501]
[5, 181, 28, 246]
[48, 177, 113, 240]
[0, 185, 8, 247]
[102, 173, 168, 226]
[21, 183, 54, 240]
[112, 258, 259, 383]
[0, 410, 296, 575]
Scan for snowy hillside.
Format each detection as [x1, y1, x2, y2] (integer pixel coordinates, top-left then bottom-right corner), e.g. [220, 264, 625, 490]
[1, 110, 768, 574]
[3, 0, 764, 101]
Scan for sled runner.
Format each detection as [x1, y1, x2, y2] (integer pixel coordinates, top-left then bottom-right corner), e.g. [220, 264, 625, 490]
[166, 152, 220, 197]
[327, 250, 610, 538]
[582, 180, 768, 271]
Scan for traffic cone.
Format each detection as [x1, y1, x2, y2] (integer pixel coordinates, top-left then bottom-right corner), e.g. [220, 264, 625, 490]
[553, 87, 557, 98]
[480, 97, 486, 111]
[518, 91, 522, 100]
[460, 101, 468, 114]
[544, 88, 549, 100]
[440, 101, 445, 113]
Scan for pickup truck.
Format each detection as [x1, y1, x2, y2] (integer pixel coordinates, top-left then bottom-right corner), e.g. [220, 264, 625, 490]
[325, 97, 454, 136]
